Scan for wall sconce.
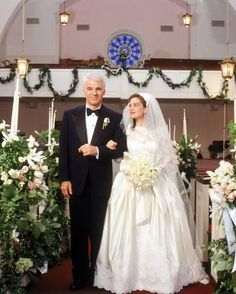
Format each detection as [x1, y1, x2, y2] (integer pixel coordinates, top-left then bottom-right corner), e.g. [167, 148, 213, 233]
[16, 0, 29, 78]
[182, 13, 192, 27]
[182, 0, 192, 27]
[220, 0, 235, 80]
[60, 1, 70, 25]
[220, 57, 235, 80]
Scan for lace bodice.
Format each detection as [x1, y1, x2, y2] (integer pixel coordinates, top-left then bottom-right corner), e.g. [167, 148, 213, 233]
[126, 126, 157, 161]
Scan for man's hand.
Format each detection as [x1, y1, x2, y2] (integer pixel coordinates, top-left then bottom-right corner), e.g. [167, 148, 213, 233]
[61, 181, 72, 198]
[78, 144, 98, 156]
[106, 140, 117, 150]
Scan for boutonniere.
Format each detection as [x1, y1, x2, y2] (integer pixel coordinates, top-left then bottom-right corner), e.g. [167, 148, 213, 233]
[102, 117, 110, 130]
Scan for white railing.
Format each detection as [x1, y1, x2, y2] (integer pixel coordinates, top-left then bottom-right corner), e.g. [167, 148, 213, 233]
[0, 68, 235, 100]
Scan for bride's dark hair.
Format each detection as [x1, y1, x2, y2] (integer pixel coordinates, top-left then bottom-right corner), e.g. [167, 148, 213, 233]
[128, 93, 147, 128]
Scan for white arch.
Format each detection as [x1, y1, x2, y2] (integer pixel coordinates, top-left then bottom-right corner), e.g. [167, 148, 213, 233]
[229, 0, 236, 10]
[0, 0, 21, 43]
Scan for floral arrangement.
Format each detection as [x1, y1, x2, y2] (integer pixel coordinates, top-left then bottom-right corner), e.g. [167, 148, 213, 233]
[120, 152, 159, 190]
[173, 135, 201, 186]
[0, 121, 69, 293]
[207, 160, 236, 205]
[206, 121, 236, 294]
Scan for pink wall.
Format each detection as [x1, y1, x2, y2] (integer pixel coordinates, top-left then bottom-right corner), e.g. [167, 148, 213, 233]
[60, 0, 189, 60]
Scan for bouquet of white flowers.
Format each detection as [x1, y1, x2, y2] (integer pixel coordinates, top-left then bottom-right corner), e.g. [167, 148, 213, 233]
[120, 152, 159, 190]
[207, 160, 236, 204]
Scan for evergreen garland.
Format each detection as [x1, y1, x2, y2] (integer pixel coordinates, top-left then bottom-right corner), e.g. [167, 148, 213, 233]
[23, 66, 79, 100]
[0, 66, 16, 84]
[0, 63, 233, 100]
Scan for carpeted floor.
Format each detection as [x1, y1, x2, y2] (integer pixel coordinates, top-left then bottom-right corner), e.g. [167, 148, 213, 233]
[28, 258, 215, 294]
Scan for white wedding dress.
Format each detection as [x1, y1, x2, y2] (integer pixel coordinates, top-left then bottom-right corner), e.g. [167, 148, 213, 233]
[94, 126, 208, 294]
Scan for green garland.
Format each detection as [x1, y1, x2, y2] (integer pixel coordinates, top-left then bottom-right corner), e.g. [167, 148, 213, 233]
[23, 65, 79, 100]
[0, 66, 16, 84]
[103, 65, 230, 100]
[0, 63, 233, 100]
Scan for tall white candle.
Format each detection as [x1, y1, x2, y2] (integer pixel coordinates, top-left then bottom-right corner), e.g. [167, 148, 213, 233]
[51, 99, 54, 116]
[52, 110, 57, 130]
[183, 109, 187, 138]
[234, 99, 236, 124]
[10, 74, 20, 136]
[233, 98, 236, 159]
[173, 124, 176, 141]
[48, 107, 52, 146]
[168, 118, 171, 139]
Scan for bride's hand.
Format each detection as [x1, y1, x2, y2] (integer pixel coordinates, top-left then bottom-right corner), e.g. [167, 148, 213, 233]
[106, 140, 117, 150]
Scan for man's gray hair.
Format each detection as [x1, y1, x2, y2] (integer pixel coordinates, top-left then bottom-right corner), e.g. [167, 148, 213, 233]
[82, 73, 106, 88]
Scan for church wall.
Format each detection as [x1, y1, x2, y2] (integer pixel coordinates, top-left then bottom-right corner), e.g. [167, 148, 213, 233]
[1, 0, 236, 63]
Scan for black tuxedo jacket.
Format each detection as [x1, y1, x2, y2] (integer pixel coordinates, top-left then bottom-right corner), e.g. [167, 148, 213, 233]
[59, 104, 127, 196]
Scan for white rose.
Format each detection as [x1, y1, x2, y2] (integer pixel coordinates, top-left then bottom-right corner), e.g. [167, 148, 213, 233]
[1, 171, 8, 182]
[34, 170, 43, 179]
[8, 169, 20, 179]
[41, 165, 48, 173]
[21, 165, 29, 174]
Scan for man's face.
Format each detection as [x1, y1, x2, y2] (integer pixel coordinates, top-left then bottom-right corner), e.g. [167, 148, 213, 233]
[83, 79, 105, 109]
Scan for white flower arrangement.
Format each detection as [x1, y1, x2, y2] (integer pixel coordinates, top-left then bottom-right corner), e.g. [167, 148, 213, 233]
[172, 135, 201, 184]
[102, 117, 110, 129]
[207, 160, 236, 203]
[0, 123, 69, 292]
[120, 152, 159, 190]
[15, 258, 33, 274]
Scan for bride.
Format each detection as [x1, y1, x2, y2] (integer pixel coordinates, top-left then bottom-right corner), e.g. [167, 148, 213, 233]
[94, 93, 208, 294]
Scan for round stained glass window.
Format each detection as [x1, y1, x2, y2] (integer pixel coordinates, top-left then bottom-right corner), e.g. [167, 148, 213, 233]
[107, 33, 143, 68]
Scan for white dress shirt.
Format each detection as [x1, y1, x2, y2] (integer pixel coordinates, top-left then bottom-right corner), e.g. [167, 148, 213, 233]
[85, 108, 99, 144]
[85, 106, 100, 158]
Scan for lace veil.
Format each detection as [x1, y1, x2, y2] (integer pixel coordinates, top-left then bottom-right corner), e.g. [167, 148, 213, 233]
[122, 92, 196, 245]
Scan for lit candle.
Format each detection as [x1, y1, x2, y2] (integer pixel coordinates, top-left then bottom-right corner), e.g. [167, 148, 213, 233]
[183, 109, 187, 138]
[173, 124, 176, 141]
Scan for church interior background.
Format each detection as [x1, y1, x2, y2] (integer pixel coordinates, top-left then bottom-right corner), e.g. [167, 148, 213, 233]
[1, 1, 236, 293]
[1, 0, 236, 158]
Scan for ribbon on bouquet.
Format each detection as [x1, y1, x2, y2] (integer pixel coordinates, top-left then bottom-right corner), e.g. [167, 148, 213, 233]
[181, 171, 192, 192]
[209, 189, 236, 273]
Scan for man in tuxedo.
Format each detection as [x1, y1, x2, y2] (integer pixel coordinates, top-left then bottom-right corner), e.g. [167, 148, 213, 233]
[59, 73, 127, 291]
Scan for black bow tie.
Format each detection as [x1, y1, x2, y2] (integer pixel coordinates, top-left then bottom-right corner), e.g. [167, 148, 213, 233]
[86, 108, 101, 116]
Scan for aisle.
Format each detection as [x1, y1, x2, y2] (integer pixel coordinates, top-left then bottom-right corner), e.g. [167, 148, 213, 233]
[29, 258, 215, 294]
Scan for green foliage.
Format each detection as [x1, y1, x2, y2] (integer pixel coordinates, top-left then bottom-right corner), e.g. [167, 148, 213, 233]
[206, 238, 235, 293]
[0, 125, 69, 292]
[228, 121, 236, 149]
[173, 135, 200, 185]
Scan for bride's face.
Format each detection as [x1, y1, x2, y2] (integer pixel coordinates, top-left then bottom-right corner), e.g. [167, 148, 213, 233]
[129, 97, 147, 124]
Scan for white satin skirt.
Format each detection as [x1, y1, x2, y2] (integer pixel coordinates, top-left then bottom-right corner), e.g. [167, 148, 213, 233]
[94, 171, 208, 294]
